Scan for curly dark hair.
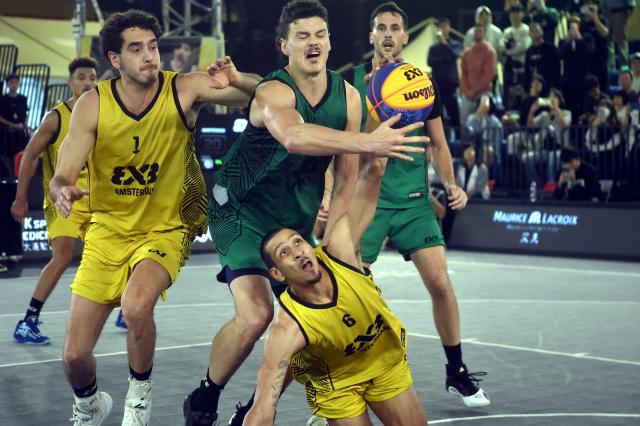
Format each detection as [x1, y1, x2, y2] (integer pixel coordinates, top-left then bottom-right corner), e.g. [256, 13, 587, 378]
[275, 0, 328, 51]
[99, 9, 162, 61]
[68, 57, 98, 75]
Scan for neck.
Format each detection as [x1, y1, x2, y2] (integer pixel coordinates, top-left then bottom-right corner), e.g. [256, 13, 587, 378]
[285, 65, 327, 102]
[289, 265, 333, 304]
[8, 90, 18, 96]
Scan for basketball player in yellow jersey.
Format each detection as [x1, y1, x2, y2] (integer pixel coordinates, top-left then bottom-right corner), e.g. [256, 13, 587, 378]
[49, 10, 261, 425]
[245, 154, 428, 426]
[10, 57, 97, 345]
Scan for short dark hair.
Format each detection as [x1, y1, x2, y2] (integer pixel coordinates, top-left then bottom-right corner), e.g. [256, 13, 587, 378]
[560, 147, 580, 163]
[437, 17, 450, 26]
[260, 228, 287, 269]
[276, 0, 329, 49]
[613, 90, 629, 105]
[68, 57, 98, 75]
[5, 73, 19, 83]
[99, 9, 162, 61]
[584, 74, 600, 91]
[370, 1, 408, 31]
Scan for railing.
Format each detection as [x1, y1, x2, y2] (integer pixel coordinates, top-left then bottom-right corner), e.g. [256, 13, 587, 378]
[0, 44, 19, 91]
[45, 84, 72, 112]
[13, 64, 51, 131]
[453, 124, 640, 202]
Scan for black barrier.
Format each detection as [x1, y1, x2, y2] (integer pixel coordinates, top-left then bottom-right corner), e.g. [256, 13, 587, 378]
[448, 199, 640, 261]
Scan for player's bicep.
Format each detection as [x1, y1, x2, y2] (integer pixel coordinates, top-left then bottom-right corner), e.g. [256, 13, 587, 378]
[253, 82, 303, 146]
[56, 91, 98, 179]
[345, 83, 363, 132]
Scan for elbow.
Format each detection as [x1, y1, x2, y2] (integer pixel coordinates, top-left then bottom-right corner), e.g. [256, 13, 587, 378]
[282, 131, 300, 153]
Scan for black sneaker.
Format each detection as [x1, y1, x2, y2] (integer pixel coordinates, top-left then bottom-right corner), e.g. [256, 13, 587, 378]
[228, 401, 251, 426]
[183, 381, 219, 426]
[445, 363, 490, 407]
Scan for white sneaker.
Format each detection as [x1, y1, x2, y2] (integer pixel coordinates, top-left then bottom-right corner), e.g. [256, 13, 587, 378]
[122, 377, 152, 425]
[70, 392, 113, 425]
[306, 415, 328, 426]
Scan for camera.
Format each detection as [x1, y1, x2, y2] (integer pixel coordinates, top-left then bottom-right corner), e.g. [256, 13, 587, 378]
[538, 98, 551, 107]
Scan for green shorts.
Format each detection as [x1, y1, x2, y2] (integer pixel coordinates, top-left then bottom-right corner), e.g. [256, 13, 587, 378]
[209, 200, 306, 295]
[360, 201, 444, 264]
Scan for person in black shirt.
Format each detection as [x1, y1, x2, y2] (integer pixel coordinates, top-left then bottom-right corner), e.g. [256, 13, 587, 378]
[579, 0, 610, 93]
[559, 16, 592, 123]
[554, 147, 603, 201]
[524, 0, 560, 45]
[0, 74, 29, 175]
[428, 18, 462, 128]
[524, 22, 560, 91]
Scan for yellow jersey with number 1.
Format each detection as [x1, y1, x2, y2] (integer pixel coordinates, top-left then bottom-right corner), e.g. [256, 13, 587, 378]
[90, 71, 207, 236]
[278, 246, 408, 397]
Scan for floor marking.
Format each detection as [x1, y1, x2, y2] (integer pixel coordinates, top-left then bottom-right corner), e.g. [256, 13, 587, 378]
[0, 302, 235, 318]
[409, 333, 640, 367]
[430, 413, 640, 424]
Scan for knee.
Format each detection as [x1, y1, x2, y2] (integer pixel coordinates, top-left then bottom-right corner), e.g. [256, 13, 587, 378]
[120, 299, 153, 329]
[63, 345, 91, 372]
[50, 250, 73, 269]
[235, 306, 273, 343]
[426, 274, 454, 301]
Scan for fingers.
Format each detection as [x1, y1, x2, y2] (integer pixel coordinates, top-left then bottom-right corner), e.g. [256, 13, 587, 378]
[447, 189, 468, 210]
[394, 145, 425, 154]
[398, 120, 425, 134]
[382, 113, 402, 127]
[388, 152, 415, 162]
[402, 135, 430, 145]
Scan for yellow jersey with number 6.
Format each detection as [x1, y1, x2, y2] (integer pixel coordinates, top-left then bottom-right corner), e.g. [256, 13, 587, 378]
[90, 71, 207, 236]
[278, 246, 408, 397]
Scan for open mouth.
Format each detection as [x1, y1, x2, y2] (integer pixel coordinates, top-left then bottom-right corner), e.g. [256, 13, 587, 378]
[301, 259, 313, 272]
[382, 40, 394, 50]
[305, 49, 321, 60]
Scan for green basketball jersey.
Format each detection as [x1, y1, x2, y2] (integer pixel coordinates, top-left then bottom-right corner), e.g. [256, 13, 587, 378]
[348, 63, 442, 208]
[213, 68, 347, 235]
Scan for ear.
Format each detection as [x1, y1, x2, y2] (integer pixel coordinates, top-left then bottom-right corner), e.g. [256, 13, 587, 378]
[402, 32, 409, 46]
[369, 31, 374, 46]
[269, 267, 286, 283]
[108, 51, 120, 69]
[280, 38, 289, 57]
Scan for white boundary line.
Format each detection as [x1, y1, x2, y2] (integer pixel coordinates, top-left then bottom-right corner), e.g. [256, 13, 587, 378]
[0, 302, 235, 318]
[409, 332, 640, 367]
[430, 413, 640, 423]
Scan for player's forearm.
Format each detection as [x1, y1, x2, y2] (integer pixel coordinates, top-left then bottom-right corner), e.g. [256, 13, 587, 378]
[244, 403, 275, 426]
[231, 72, 261, 95]
[14, 151, 38, 201]
[49, 174, 74, 202]
[348, 155, 387, 244]
[432, 143, 456, 187]
[0, 116, 16, 127]
[283, 124, 368, 155]
[324, 155, 357, 238]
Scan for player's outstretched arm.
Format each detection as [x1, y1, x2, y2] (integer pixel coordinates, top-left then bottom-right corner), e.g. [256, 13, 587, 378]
[252, 81, 428, 159]
[426, 116, 468, 210]
[244, 308, 306, 426]
[49, 91, 97, 217]
[177, 56, 260, 108]
[10, 110, 59, 221]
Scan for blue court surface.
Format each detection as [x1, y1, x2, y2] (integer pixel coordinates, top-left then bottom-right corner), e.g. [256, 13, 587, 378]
[1, 249, 639, 425]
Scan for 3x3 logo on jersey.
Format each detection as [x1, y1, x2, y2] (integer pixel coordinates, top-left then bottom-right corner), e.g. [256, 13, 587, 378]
[344, 313, 386, 356]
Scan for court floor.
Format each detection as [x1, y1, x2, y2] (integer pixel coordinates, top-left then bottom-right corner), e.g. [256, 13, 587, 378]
[1, 249, 639, 425]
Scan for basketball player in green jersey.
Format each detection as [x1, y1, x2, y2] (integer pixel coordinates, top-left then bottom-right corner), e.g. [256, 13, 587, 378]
[183, 1, 428, 424]
[342, 2, 490, 407]
[10, 57, 98, 345]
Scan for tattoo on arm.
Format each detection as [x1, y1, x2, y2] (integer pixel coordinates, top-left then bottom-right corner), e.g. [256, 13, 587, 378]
[270, 360, 289, 408]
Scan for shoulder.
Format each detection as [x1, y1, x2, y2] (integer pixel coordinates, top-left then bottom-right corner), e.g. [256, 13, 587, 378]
[40, 109, 61, 132]
[255, 80, 296, 105]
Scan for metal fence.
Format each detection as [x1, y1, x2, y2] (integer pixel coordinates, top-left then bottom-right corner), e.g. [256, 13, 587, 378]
[0, 44, 18, 92]
[453, 124, 640, 202]
[13, 64, 50, 131]
[45, 84, 72, 112]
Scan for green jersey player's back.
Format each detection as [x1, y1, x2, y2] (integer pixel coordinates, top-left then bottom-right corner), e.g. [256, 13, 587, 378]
[213, 68, 348, 235]
[347, 63, 442, 208]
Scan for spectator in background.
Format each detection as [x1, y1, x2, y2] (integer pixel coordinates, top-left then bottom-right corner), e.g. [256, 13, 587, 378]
[631, 53, 640, 93]
[428, 18, 462, 128]
[465, 93, 503, 153]
[501, 0, 525, 28]
[585, 98, 624, 180]
[524, 0, 560, 45]
[456, 143, 491, 199]
[581, 74, 610, 125]
[463, 5, 503, 53]
[617, 66, 638, 103]
[524, 22, 560, 91]
[0, 74, 29, 176]
[600, 0, 636, 66]
[460, 25, 497, 127]
[612, 90, 631, 128]
[502, 5, 531, 108]
[580, 0, 610, 94]
[554, 146, 603, 200]
[168, 42, 198, 73]
[559, 16, 592, 123]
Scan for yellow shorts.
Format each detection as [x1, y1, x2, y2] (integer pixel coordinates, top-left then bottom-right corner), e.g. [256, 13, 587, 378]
[44, 201, 91, 241]
[70, 222, 193, 305]
[311, 357, 413, 419]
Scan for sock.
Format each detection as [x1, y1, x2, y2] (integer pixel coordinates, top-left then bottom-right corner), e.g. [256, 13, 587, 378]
[73, 377, 98, 399]
[24, 298, 44, 321]
[444, 343, 463, 372]
[192, 369, 224, 413]
[129, 365, 152, 381]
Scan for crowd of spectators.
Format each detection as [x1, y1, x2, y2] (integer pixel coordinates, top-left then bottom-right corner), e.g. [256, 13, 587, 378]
[427, 0, 640, 201]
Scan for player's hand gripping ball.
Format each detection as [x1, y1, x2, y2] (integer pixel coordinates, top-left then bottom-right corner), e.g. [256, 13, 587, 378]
[366, 62, 435, 128]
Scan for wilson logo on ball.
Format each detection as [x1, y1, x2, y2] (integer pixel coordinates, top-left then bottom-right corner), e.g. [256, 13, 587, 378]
[366, 62, 435, 127]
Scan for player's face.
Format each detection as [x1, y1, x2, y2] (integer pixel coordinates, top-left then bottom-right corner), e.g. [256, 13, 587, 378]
[268, 230, 322, 285]
[68, 67, 97, 99]
[109, 27, 160, 86]
[281, 17, 330, 77]
[370, 12, 408, 61]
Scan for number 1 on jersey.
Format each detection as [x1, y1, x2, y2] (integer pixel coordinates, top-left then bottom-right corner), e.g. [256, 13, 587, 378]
[133, 136, 140, 154]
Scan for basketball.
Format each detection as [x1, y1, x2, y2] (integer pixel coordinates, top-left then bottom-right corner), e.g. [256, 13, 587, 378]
[366, 62, 435, 127]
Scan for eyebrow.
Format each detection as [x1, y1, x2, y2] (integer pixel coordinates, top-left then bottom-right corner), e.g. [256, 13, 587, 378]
[272, 232, 298, 256]
[126, 38, 158, 49]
